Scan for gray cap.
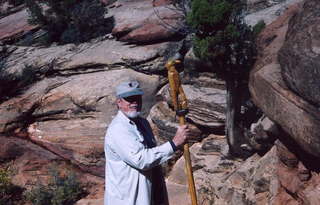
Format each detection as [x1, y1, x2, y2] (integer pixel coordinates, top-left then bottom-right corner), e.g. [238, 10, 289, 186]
[116, 80, 144, 98]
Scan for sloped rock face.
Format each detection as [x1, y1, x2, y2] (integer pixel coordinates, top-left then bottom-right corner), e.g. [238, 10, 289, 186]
[249, 2, 320, 157]
[278, 0, 320, 107]
[3, 39, 176, 76]
[0, 8, 38, 43]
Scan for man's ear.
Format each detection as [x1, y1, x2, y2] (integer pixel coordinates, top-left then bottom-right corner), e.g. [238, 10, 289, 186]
[116, 98, 121, 109]
[116, 98, 121, 105]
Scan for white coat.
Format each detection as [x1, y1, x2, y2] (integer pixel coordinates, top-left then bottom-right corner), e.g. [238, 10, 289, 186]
[104, 111, 174, 205]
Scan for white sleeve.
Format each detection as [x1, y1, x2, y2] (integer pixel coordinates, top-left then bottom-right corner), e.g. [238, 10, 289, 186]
[106, 123, 174, 170]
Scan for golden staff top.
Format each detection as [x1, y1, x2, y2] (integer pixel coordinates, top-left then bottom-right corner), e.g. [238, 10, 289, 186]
[165, 60, 188, 117]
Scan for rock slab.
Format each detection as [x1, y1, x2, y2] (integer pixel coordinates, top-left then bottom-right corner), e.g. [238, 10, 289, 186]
[249, 2, 320, 157]
[278, 0, 320, 107]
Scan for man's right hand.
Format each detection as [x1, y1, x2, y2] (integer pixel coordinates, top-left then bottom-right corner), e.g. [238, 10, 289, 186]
[172, 125, 190, 148]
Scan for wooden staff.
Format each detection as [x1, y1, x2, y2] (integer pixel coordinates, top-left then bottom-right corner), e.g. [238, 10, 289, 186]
[166, 60, 198, 205]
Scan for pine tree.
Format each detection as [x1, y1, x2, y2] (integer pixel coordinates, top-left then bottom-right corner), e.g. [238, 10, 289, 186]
[187, 0, 256, 156]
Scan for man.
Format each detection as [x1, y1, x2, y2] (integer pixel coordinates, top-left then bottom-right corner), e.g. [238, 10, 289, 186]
[104, 80, 190, 205]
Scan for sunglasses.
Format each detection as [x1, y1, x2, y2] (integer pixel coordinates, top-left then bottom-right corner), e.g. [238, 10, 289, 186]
[122, 95, 142, 103]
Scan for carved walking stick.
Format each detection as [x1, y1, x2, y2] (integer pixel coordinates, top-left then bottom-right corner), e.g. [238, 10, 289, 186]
[166, 60, 198, 205]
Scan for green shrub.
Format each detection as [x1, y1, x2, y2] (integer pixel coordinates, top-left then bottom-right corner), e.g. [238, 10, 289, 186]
[187, 0, 257, 155]
[0, 168, 24, 205]
[0, 168, 12, 204]
[25, 168, 85, 205]
[187, 0, 233, 34]
[187, 0, 256, 77]
[252, 20, 266, 37]
[25, 0, 112, 45]
[24, 184, 52, 205]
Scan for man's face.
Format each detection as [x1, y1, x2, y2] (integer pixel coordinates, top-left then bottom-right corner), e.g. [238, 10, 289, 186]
[117, 95, 142, 118]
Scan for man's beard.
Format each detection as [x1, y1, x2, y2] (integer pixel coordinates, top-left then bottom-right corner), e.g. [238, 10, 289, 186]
[124, 111, 141, 118]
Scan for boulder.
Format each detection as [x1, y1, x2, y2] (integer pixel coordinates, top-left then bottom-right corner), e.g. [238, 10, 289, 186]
[278, 0, 320, 107]
[251, 63, 320, 156]
[167, 134, 242, 205]
[247, 115, 279, 153]
[148, 101, 202, 143]
[157, 84, 226, 131]
[110, 0, 184, 44]
[249, 2, 320, 157]
[168, 135, 227, 185]
[166, 135, 227, 205]
[148, 101, 202, 176]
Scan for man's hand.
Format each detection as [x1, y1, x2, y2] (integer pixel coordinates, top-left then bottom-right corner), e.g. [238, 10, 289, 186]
[172, 125, 190, 148]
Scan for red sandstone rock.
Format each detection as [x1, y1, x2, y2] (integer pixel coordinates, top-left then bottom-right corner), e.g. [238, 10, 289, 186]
[111, 0, 184, 44]
[119, 20, 179, 43]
